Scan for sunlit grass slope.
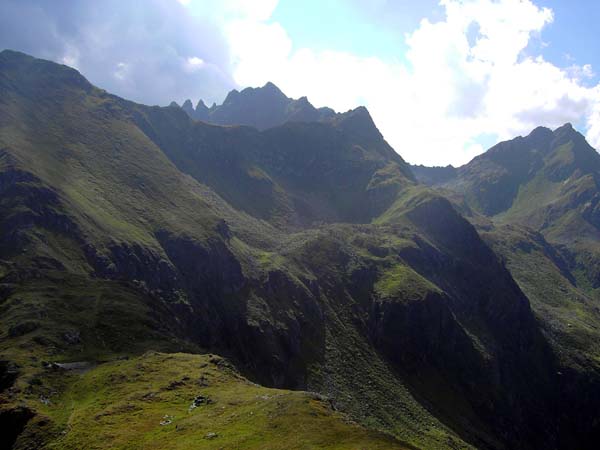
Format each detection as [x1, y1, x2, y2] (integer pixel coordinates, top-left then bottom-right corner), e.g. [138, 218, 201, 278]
[36, 353, 409, 450]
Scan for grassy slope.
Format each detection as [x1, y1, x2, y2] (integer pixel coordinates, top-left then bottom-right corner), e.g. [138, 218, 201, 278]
[0, 52, 213, 247]
[482, 225, 600, 368]
[375, 263, 441, 302]
[28, 353, 408, 450]
[0, 273, 192, 366]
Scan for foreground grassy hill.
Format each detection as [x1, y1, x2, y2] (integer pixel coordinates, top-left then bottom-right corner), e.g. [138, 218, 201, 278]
[1, 50, 599, 449]
[5, 352, 409, 450]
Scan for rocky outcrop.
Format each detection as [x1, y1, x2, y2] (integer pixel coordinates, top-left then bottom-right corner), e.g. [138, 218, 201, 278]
[0, 168, 84, 255]
[84, 241, 179, 293]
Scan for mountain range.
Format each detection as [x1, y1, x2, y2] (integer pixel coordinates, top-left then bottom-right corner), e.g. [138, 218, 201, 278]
[1, 49, 599, 450]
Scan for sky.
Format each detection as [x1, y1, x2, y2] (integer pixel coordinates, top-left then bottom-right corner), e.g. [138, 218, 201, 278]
[1, 0, 600, 166]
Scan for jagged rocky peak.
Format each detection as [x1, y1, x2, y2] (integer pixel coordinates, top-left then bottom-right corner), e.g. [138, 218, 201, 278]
[181, 99, 195, 115]
[179, 98, 209, 121]
[173, 81, 337, 130]
[196, 99, 208, 112]
[344, 105, 373, 121]
[258, 81, 286, 97]
[222, 88, 240, 105]
[233, 82, 288, 105]
[519, 123, 575, 144]
[552, 122, 583, 145]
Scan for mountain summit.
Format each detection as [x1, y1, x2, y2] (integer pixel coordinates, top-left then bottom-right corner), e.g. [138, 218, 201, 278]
[175, 81, 336, 129]
[415, 124, 600, 215]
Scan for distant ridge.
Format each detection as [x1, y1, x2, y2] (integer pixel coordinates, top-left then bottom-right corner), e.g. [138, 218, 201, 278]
[172, 81, 336, 129]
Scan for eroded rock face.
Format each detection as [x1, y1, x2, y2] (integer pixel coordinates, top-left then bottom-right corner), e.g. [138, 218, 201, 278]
[0, 169, 83, 254]
[370, 290, 482, 375]
[242, 270, 326, 388]
[156, 231, 244, 296]
[582, 191, 600, 229]
[85, 241, 179, 293]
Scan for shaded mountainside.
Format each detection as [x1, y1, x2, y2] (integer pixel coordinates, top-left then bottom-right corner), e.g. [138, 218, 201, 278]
[174, 81, 336, 130]
[0, 50, 598, 450]
[136, 103, 414, 227]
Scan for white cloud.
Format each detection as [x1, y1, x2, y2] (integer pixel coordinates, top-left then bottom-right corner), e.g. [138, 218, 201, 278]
[566, 64, 595, 82]
[114, 62, 129, 81]
[585, 87, 600, 149]
[226, 19, 291, 84]
[198, 0, 278, 23]
[184, 56, 206, 73]
[221, 0, 600, 166]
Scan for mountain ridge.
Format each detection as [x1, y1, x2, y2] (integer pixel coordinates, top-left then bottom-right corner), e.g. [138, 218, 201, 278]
[173, 81, 337, 130]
